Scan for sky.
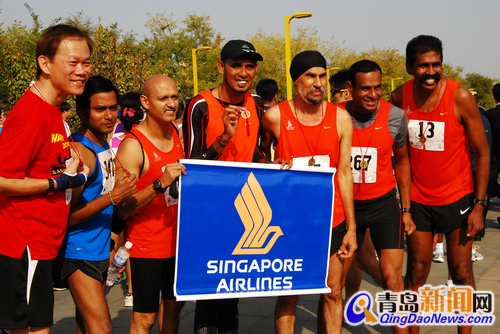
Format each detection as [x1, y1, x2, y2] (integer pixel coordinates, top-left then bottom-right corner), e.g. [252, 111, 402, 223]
[1, 0, 499, 81]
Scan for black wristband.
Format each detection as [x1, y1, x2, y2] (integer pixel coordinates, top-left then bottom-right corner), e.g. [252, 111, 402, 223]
[401, 207, 412, 214]
[474, 199, 487, 208]
[46, 178, 56, 194]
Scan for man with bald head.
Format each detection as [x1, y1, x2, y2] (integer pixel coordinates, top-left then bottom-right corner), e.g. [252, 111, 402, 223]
[115, 74, 186, 333]
[260, 50, 355, 334]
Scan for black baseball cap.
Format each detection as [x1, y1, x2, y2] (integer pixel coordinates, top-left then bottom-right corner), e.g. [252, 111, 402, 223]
[220, 40, 263, 62]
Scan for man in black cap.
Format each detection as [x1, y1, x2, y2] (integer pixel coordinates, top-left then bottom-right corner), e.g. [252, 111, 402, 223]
[260, 50, 356, 334]
[184, 39, 266, 334]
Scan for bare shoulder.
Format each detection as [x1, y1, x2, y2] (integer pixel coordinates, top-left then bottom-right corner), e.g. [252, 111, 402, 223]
[391, 85, 404, 108]
[115, 137, 144, 175]
[454, 84, 475, 105]
[335, 104, 351, 123]
[263, 103, 281, 125]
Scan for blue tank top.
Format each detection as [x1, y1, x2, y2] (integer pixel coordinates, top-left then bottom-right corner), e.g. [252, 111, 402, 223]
[60, 133, 114, 261]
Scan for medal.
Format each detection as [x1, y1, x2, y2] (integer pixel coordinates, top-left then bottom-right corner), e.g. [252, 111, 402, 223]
[361, 159, 368, 169]
[240, 108, 251, 119]
[308, 157, 316, 166]
[420, 137, 427, 144]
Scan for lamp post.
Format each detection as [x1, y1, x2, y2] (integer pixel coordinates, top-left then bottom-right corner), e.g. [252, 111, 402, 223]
[285, 12, 313, 100]
[192, 46, 211, 96]
[327, 67, 341, 102]
[391, 77, 403, 92]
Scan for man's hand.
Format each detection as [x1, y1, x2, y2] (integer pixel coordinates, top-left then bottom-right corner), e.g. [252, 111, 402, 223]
[337, 229, 357, 258]
[272, 158, 293, 170]
[109, 173, 137, 204]
[466, 206, 484, 238]
[221, 105, 243, 140]
[402, 213, 416, 236]
[159, 162, 186, 189]
[54, 157, 90, 191]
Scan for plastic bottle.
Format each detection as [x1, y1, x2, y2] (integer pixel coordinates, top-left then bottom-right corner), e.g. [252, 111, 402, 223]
[106, 241, 132, 286]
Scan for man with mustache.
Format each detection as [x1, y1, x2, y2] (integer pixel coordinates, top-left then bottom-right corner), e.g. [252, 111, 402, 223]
[260, 50, 355, 334]
[184, 40, 265, 334]
[391, 35, 489, 334]
[115, 74, 186, 333]
[340, 60, 415, 334]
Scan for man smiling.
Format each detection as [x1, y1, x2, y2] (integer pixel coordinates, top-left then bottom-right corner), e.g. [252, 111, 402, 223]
[391, 35, 489, 334]
[184, 39, 265, 334]
[0, 24, 91, 334]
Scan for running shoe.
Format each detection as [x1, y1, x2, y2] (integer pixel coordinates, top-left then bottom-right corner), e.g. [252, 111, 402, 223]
[124, 293, 133, 307]
[471, 245, 484, 262]
[432, 250, 445, 263]
[114, 271, 127, 285]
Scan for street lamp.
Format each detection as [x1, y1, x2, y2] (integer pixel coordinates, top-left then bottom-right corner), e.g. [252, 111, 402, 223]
[192, 46, 212, 96]
[327, 67, 341, 102]
[391, 77, 403, 92]
[285, 12, 313, 100]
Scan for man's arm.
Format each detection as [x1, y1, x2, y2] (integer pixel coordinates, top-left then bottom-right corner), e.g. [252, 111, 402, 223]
[393, 143, 416, 235]
[335, 106, 356, 258]
[114, 137, 185, 220]
[390, 86, 404, 108]
[0, 157, 88, 196]
[68, 142, 137, 226]
[455, 85, 490, 237]
[186, 100, 242, 160]
[258, 104, 280, 159]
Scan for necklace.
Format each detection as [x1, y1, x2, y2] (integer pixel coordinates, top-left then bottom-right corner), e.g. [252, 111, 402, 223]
[293, 101, 325, 166]
[33, 83, 47, 102]
[217, 84, 251, 136]
[351, 102, 380, 182]
[413, 79, 444, 147]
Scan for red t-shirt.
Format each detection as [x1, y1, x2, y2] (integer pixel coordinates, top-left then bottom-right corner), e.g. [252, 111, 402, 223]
[0, 89, 72, 260]
[124, 125, 184, 259]
[276, 101, 346, 228]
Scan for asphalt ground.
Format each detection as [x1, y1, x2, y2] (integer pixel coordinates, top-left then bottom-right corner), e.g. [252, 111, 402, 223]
[51, 197, 500, 333]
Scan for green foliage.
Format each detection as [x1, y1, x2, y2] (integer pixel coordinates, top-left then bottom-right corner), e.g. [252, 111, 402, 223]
[0, 6, 496, 115]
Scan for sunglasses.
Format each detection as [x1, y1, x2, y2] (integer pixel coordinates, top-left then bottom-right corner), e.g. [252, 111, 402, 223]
[330, 89, 347, 96]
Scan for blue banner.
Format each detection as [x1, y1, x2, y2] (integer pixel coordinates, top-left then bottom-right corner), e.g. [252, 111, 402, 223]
[174, 160, 336, 301]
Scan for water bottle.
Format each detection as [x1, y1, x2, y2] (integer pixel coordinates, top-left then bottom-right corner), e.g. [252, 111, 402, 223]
[106, 241, 132, 286]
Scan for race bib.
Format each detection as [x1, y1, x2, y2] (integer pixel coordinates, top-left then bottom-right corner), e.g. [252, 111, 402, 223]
[293, 155, 330, 168]
[408, 120, 445, 151]
[351, 147, 377, 183]
[98, 150, 115, 195]
[162, 166, 178, 207]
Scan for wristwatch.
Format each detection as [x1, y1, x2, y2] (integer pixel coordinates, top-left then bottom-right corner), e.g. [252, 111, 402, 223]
[153, 179, 167, 194]
[474, 198, 487, 208]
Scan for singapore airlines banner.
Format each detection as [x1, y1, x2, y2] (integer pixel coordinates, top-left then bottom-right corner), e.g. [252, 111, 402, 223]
[174, 160, 336, 301]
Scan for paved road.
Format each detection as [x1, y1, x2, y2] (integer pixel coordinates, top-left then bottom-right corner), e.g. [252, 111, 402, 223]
[52, 199, 500, 333]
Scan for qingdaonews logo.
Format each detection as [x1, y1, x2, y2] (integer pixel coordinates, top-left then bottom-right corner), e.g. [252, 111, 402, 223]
[232, 172, 283, 255]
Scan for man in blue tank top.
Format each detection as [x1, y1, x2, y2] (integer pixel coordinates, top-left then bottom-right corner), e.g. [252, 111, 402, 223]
[59, 75, 137, 333]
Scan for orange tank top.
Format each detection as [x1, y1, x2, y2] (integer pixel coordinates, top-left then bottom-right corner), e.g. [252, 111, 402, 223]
[276, 101, 346, 228]
[348, 100, 397, 200]
[402, 79, 473, 205]
[124, 125, 184, 258]
[201, 90, 260, 162]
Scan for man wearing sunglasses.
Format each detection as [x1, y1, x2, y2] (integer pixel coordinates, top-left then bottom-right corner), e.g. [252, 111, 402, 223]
[329, 69, 351, 105]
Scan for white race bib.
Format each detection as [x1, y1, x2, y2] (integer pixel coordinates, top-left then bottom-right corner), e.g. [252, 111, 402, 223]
[292, 155, 330, 168]
[98, 150, 115, 195]
[408, 120, 445, 151]
[351, 147, 377, 183]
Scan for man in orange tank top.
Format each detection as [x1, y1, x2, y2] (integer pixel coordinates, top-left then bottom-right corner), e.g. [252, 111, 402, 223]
[391, 35, 489, 334]
[345, 60, 415, 334]
[260, 50, 355, 334]
[115, 74, 186, 333]
[184, 40, 266, 334]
